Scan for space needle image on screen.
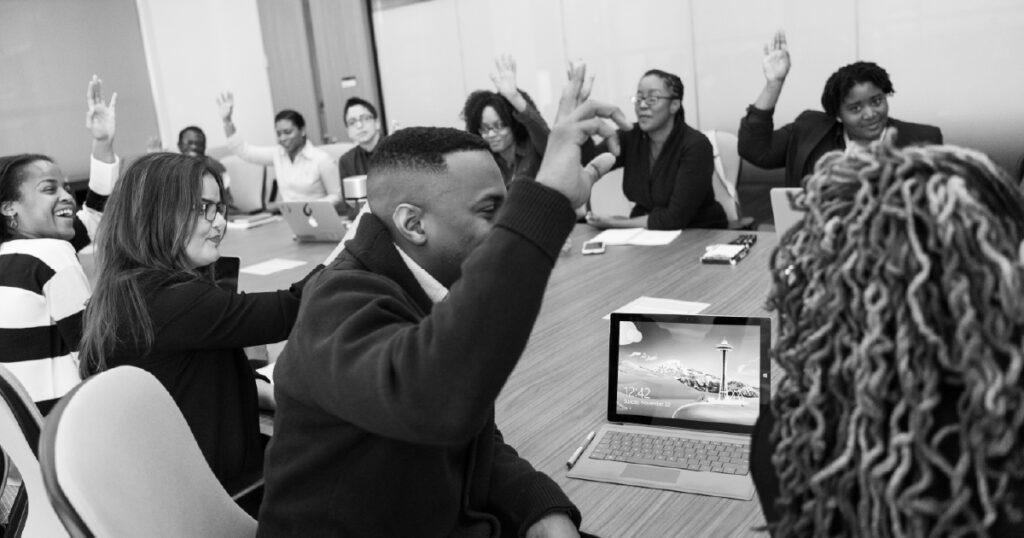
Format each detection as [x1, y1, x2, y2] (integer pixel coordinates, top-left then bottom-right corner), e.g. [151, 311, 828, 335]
[615, 320, 761, 425]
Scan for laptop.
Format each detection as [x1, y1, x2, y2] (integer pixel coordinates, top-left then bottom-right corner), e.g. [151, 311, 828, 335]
[278, 201, 348, 243]
[567, 313, 770, 500]
[769, 187, 805, 235]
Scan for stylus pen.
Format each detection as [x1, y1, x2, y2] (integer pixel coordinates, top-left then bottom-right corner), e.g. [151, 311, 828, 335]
[566, 431, 596, 470]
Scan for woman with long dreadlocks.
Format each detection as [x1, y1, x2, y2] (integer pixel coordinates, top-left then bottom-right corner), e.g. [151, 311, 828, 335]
[752, 140, 1024, 536]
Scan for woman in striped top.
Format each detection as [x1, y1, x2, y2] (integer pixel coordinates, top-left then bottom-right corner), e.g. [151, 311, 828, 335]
[0, 76, 118, 413]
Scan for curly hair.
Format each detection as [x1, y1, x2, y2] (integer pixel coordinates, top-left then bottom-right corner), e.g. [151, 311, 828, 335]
[767, 140, 1024, 536]
[820, 61, 894, 118]
[461, 89, 537, 146]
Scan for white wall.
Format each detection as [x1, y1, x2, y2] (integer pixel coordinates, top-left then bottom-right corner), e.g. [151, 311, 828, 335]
[373, 0, 1024, 172]
[135, 0, 277, 150]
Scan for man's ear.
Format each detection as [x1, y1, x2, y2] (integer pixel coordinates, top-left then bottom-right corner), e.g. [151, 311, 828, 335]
[392, 203, 426, 245]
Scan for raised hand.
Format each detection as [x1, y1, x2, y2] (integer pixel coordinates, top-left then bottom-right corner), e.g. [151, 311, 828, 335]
[85, 75, 117, 142]
[489, 54, 520, 99]
[762, 30, 791, 83]
[217, 92, 235, 122]
[535, 61, 630, 208]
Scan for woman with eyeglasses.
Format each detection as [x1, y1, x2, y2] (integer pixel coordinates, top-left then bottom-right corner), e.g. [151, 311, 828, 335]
[738, 30, 942, 188]
[79, 153, 326, 502]
[461, 54, 549, 185]
[217, 92, 342, 210]
[0, 76, 118, 414]
[585, 69, 727, 230]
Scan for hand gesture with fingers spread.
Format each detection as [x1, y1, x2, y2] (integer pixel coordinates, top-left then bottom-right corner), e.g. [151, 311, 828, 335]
[490, 54, 529, 111]
[217, 92, 235, 122]
[86, 75, 117, 142]
[535, 61, 630, 207]
[762, 30, 791, 83]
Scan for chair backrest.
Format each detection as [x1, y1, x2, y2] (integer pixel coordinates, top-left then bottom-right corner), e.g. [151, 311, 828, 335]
[316, 142, 356, 163]
[220, 155, 269, 213]
[704, 130, 742, 222]
[0, 365, 68, 537]
[39, 366, 256, 538]
[588, 167, 633, 217]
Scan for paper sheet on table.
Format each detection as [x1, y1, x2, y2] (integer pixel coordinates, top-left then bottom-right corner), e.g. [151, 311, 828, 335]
[591, 228, 681, 246]
[602, 296, 709, 320]
[240, 258, 307, 276]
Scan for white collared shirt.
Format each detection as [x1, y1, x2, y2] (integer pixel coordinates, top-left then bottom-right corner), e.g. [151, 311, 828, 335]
[227, 134, 341, 203]
[394, 246, 448, 304]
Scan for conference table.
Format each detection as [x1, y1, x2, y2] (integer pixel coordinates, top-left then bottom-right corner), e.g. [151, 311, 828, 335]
[215, 218, 776, 537]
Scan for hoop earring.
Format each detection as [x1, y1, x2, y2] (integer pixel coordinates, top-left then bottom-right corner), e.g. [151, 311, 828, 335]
[6, 215, 17, 230]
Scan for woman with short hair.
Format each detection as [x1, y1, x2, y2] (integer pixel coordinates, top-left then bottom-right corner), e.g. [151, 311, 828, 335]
[217, 93, 342, 208]
[585, 68, 726, 230]
[462, 54, 550, 185]
[738, 30, 943, 188]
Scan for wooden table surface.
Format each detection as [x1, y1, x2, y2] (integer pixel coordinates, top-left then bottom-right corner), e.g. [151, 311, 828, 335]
[104, 219, 778, 538]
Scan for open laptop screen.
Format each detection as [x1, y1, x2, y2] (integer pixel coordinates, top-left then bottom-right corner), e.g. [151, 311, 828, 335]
[608, 313, 771, 435]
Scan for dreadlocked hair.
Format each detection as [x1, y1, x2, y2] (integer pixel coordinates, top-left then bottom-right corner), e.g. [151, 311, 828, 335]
[766, 138, 1024, 537]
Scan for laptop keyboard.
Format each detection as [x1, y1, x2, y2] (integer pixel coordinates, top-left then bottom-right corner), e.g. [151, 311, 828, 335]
[588, 431, 750, 475]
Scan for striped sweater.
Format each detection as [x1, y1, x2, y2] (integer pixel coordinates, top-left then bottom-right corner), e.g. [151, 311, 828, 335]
[0, 239, 90, 407]
[0, 155, 118, 411]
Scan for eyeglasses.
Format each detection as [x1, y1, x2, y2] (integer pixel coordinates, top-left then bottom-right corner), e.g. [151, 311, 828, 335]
[631, 93, 678, 107]
[197, 200, 228, 222]
[346, 114, 375, 128]
[478, 122, 509, 137]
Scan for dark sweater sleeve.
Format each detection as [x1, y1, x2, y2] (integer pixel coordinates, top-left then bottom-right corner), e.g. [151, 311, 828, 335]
[738, 105, 793, 170]
[284, 181, 576, 446]
[149, 266, 321, 351]
[514, 102, 550, 157]
[487, 428, 581, 536]
[646, 132, 716, 230]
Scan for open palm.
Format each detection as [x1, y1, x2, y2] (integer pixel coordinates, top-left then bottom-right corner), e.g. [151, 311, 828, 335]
[762, 31, 791, 82]
[86, 75, 117, 141]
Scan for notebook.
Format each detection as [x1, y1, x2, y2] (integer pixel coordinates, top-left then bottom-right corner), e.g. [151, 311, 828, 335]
[567, 313, 770, 500]
[769, 188, 805, 236]
[278, 201, 348, 243]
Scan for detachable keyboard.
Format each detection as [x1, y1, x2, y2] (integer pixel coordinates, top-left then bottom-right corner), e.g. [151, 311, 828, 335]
[587, 430, 749, 475]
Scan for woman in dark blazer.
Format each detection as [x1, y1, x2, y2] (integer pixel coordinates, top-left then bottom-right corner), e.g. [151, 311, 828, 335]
[585, 69, 727, 230]
[739, 30, 942, 188]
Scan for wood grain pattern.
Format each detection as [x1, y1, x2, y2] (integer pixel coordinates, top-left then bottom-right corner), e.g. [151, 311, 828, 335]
[177, 220, 778, 537]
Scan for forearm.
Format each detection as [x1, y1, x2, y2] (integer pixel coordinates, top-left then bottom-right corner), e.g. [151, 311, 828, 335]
[222, 118, 237, 138]
[91, 137, 115, 164]
[514, 103, 551, 155]
[753, 79, 785, 111]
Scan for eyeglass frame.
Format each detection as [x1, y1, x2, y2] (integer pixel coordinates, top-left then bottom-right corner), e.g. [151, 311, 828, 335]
[630, 93, 680, 107]
[478, 121, 510, 137]
[346, 114, 376, 128]
[197, 200, 228, 222]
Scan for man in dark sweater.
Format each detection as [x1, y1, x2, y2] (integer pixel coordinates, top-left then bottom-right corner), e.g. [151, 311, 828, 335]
[257, 66, 628, 537]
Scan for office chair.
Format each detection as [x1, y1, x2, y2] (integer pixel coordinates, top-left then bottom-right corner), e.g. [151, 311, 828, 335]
[0, 364, 68, 537]
[704, 130, 756, 230]
[39, 366, 256, 538]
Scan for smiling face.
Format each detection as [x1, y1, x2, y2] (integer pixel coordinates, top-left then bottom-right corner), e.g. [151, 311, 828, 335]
[178, 129, 207, 157]
[634, 75, 680, 134]
[346, 104, 381, 148]
[838, 82, 890, 143]
[1, 160, 76, 241]
[276, 119, 306, 154]
[478, 106, 514, 155]
[183, 174, 226, 268]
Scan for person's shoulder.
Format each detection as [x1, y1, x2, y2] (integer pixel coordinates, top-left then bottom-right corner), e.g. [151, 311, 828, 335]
[303, 142, 333, 162]
[794, 109, 831, 124]
[679, 123, 713, 152]
[889, 118, 942, 144]
[0, 238, 78, 270]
